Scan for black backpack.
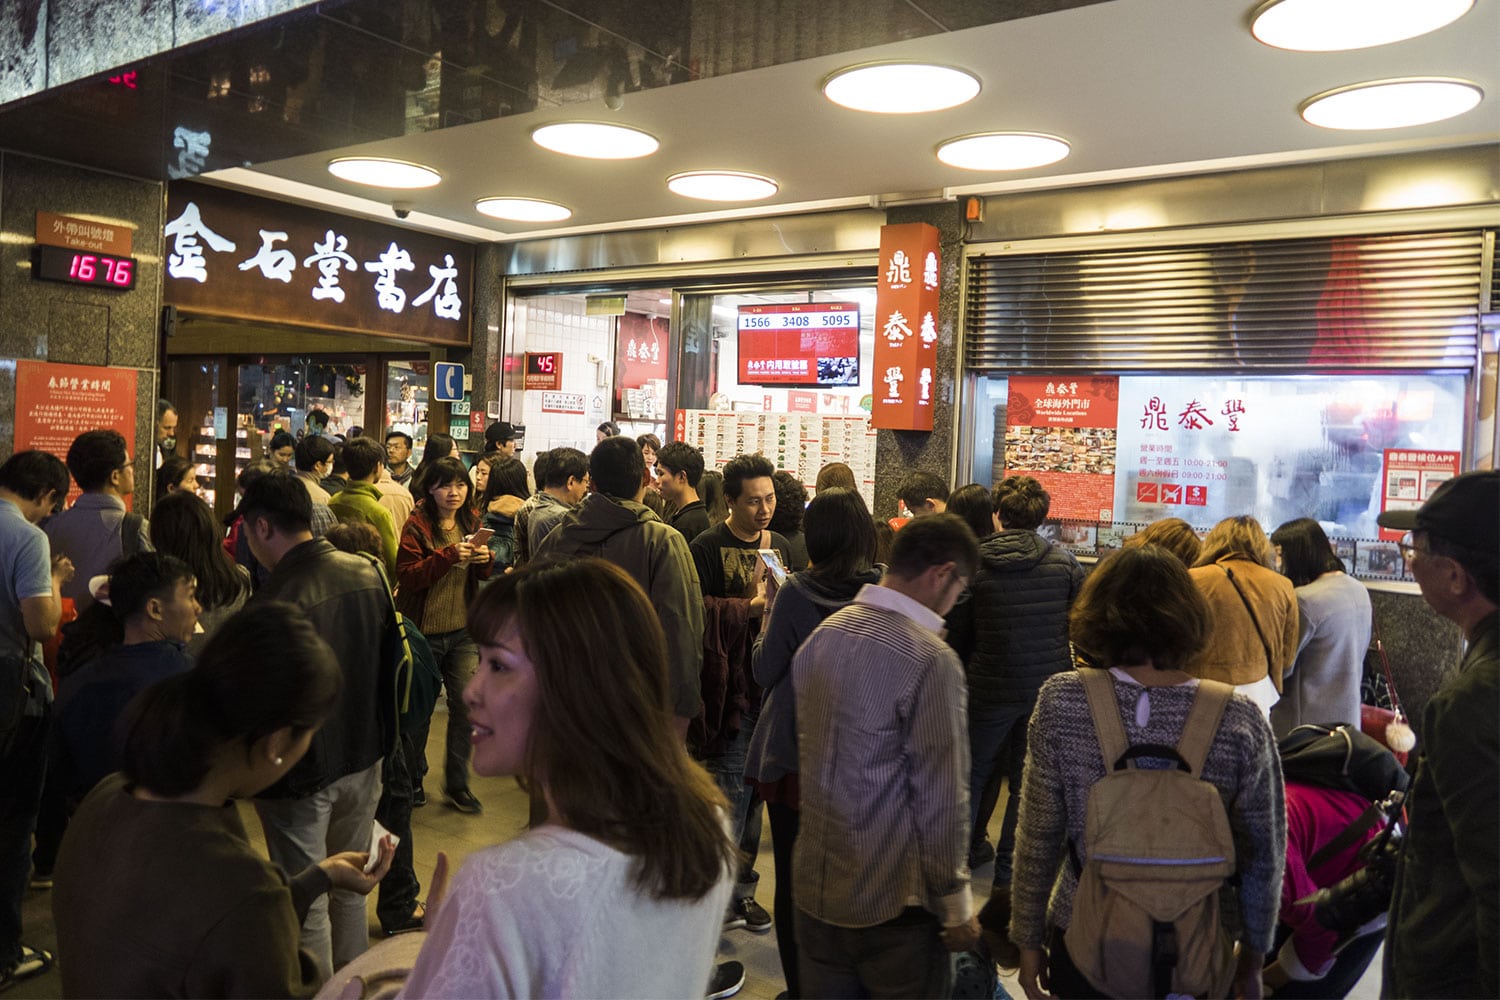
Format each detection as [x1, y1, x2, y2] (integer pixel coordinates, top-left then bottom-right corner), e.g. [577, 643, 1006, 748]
[1279, 723, 1409, 802]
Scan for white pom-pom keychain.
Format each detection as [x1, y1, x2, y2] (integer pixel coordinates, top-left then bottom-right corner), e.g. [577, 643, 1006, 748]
[1385, 710, 1417, 754]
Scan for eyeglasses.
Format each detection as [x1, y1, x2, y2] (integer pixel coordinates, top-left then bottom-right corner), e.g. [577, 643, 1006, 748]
[1397, 531, 1431, 562]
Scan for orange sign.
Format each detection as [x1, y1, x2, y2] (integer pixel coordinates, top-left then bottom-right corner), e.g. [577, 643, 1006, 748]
[872, 223, 940, 431]
[1004, 376, 1121, 522]
[15, 361, 139, 506]
[35, 211, 134, 255]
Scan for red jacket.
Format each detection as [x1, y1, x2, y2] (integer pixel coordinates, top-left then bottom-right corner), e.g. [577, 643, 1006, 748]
[395, 501, 491, 627]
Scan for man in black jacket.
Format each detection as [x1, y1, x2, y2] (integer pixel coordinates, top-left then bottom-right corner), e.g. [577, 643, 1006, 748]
[946, 475, 1083, 961]
[240, 472, 395, 981]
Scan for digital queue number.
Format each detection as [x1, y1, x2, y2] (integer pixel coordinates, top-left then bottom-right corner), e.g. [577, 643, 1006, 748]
[33, 245, 138, 290]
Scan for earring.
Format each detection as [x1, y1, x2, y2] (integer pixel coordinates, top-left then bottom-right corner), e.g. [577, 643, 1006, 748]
[273, 756, 284, 766]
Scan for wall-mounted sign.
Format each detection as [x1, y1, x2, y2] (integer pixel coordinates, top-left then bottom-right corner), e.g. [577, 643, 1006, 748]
[871, 223, 940, 431]
[433, 362, 465, 403]
[163, 181, 473, 346]
[1379, 448, 1459, 540]
[541, 392, 587, 414]
[36, 211, 133, 255]
[14, 361, 138, 507]
[525, 352, 563, 391]
[32, 245, 137, 290]
[1003, 376, 1121, 522]
[737, 303, 859, 387]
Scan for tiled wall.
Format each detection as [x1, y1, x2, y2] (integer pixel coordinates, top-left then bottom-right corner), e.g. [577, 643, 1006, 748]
[514, 296, 614, 457]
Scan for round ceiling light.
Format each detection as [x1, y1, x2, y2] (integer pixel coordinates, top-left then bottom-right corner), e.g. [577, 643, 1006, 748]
[1300, 78, 1483, 130]
[474, 197, 573, 223]
[531, 122, 660, 159]
[1251, 0, 1474, 51]
[822, 62, 981, 114]
[936, 132, 1071, 171]
[666, 171, 779, 202]
[327, 157, 441, 189]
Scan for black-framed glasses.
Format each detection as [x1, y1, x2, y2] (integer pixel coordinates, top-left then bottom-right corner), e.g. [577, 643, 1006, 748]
[1397, 531, 1430, 562]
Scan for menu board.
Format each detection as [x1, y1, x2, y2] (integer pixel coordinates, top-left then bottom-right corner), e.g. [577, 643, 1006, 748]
[675, 409, 877, 510]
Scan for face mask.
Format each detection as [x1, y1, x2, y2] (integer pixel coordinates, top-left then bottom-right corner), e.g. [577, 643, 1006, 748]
[160, 437, 177, 453]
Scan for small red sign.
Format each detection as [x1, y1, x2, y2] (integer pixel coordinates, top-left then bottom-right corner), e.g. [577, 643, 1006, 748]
[1137, 481, 1160, 503]
[36, 211, 134, 255]
[15, 361, 139, 507]
[1185, 485, 1208, 506]
[469, 411, 486, 435]
[1160, 484, 1183, 505]
[524, 352, 563, 391]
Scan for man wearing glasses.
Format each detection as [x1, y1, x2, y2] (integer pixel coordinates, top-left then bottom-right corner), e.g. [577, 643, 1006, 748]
[45, 430, 151, 612]
[1376, 470, 1497, 999]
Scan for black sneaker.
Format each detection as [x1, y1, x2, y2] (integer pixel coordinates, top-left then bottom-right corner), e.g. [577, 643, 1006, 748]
[723, 897, 772, 934]
[412, 786, 426, 808]
[447, 788, 482, 814]
[968, 838, 995, 869]
[28, 869, 53, 891]
[706, 960, 745, 1000]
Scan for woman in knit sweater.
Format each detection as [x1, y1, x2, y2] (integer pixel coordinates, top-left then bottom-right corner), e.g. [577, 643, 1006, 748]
[1011, 545, 1286, 1000]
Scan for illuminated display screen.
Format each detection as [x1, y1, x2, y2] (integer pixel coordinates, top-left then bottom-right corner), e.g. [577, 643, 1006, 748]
[33, 245, 137, 290]
[738, 302, 860, 386]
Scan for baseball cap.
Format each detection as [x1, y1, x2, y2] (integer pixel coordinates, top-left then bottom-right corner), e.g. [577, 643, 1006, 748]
[484, 422, 522, 451]
[1377, 469, 1498, 553]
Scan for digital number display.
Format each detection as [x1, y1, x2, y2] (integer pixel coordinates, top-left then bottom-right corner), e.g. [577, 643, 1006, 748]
[738, 302, 862, 387]
[33, 245, 138, 290]
[528, 354, 556, 374]
[524, 352, 564, 391]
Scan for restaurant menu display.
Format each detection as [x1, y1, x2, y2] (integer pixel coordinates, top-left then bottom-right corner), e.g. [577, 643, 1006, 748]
[675, 409, 876, 509]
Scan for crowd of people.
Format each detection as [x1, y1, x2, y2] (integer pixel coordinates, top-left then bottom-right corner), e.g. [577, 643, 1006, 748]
[0, 407, 1493, 1000]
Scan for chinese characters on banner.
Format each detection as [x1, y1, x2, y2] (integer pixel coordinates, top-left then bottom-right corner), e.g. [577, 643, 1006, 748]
[872, 223, 939, 430]
[14, 361, 139, 507]
[1003, 376, 1120, 521]
[1124, 382, 1254, 518]
[737, 302, 860, 386]
[1378, 449, 1459, 540]
[162, 182, 473, 346]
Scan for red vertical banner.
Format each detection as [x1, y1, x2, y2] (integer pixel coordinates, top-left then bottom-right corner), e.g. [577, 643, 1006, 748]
[14, 360, 139, 506]
[872, 223, 940, 431]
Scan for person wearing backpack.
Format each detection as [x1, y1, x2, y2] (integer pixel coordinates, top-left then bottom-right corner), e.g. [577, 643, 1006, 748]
[1011, 544, 1285, 1000]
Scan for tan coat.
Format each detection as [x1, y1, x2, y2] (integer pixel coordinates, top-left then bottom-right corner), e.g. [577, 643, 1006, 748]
[1188, 558, 1299, 689]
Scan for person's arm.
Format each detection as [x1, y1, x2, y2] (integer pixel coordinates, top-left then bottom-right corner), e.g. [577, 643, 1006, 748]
[1278, 581, 1300, 672]
[400, 856, 540, 999]
[751, 582, 808, 689]
[185, 882, 321, 999]
[395, 519, 462, 593]
[906, 648, 972, 932]
[1228, 705, 1288, 961]
[653, 531, 706, 725]
[1010, 682, 1070, 950]
[20, 544, 70, 642]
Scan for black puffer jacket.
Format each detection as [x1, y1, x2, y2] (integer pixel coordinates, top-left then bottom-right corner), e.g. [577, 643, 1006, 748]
[947, 529, 1084, 706]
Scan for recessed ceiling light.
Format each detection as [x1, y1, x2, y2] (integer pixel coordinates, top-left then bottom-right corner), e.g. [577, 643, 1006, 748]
[936, 132, 1071, 171]
[1251, 0, 1474, 51]
[474, 197, 573, 222]
[531, 122, 660, 159]
[822, 62, 981, 114]
[1300, 78, 1483, 130]
[327, 157, 441, 189]
[667, 171, 779, 202]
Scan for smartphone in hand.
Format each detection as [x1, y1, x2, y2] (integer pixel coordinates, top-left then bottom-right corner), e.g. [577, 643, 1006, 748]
[757, 548, 788, 586]
[465, 527, 494, 547]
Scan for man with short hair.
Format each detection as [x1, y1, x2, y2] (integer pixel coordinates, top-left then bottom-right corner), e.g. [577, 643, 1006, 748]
[0, 451, 73, 992]
[154, 400, 178, 468]
[385, 431, 415, 487]
[511, 450, 551, 571]
[1377, 470, 1499, 998]
[320, 442, 348, 497]
[328, 437, 399, 578]
[656, 441, 709, 542]
[482, 421, 522, 459]
[897, 471, 949, 518]
[793, 514, 981, 997]
[46, 429, 151, 611]
[526, 447, 588, 555]
[240, 474, 395, 980]
[55, 552, 198, 799]
[535, 437, 702, 729]
[293, 436, 338, 537]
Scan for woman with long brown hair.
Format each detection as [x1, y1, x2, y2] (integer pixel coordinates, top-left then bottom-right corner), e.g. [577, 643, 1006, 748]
[402, 559, 736, 997]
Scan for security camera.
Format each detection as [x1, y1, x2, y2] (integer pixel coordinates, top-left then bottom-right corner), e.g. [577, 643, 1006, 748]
[392, 201, 413, 220]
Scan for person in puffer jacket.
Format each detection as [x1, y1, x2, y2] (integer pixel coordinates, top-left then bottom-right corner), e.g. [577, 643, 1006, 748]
[945, 475, 1084, 964]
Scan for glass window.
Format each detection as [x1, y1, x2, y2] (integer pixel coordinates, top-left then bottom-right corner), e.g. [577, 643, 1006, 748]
[384, 361, 431, 462]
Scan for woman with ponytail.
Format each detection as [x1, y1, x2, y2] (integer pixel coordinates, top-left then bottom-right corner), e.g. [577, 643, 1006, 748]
[51, 602, 395, 998]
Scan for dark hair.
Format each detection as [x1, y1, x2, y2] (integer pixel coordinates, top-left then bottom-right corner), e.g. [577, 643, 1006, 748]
[385, 430, 413, 449]
[342, 437, 385, 481]
[150, 493, 248, 612]
[1427, 533, 1500, 604]
[120, 602, 342, 796]
[947, 484, 994, 539]
[531, 451, 552, 493]
[66, 429, 129, 492]
[294, 434, 334, 473]
[655, 442, 704, 489]
[1271, 517, 1346, 588]
[411, 433, 459, 496]
[269, 430, 295, 454]
[306, 408, 330, 431]
[156, 456, 196, 502]
[590, 437, 644, 500]
[156, 399, 177, 422]
[329, 442, 347, 476]
[897, 471, 948, 513]
[325, 521, 383, 561]
[1125, 517, 1202, 568]
[108, 551, 194, 623]
[885, 513, 980, 581]
[1070, 545, 1211, 670]
[804, 489, 876, 582]
[482, 456, 530, 506]
[415, 458, 478, 533]
[815, 462, 856, 493]
[544, 448, 588, 490]
[722, 453, 774, 501]
[467, 559, 735, 899]
[597, 421, 620, 438]
[768, 471, 808, 537]
[0, 450, 70, 504]
[238, 470, 313, 535]
[873, 518, 895, 565]
[993, 475, 1051, 531]
[636, 434, 662, 454]
[699, 471, 728, 526]
[348, 425, 365, 439]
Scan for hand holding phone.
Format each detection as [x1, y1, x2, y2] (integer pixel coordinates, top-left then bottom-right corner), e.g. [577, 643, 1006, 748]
[757, 548, 788, 586]
[465, 527, 494, 548]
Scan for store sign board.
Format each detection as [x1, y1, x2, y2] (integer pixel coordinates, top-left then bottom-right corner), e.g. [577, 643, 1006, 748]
[524, 352, 563, 391]
[36, 211, 133, 255]
[1379, 449, 1459, 540]
[14, 361, 138, 506]
[542, 392, 587, 414]
[162, 181, 473, 346]
[1002, 376, 1120, 522]
[871, 223, 939, 431]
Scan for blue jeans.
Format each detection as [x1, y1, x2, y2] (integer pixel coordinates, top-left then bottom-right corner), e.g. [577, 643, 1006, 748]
[0, 711, 48, 968]
[704, 707, 761, 899]
[413, 629, 478, 796]
[967, 701, 1031, 883]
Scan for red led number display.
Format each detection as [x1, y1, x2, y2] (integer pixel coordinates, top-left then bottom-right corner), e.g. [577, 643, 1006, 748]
[33, 245, 138, 291]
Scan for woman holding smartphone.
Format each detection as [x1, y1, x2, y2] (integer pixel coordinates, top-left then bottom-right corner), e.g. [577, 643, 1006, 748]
[397, 457, 493, 815]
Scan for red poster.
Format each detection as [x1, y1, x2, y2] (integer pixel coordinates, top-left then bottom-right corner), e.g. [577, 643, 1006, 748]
[1379, 448, 1460, 540]
[787, 391, 818, 413]
[872, 223, 940, 431]
[1003, 376, 1120, 522]
[15, 361, 139, 505]
[616, 313, 669, 390]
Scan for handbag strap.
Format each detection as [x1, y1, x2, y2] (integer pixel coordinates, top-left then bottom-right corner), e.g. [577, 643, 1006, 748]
[1222, 564, 1274, 671]
[1369, 614, 1405, 717]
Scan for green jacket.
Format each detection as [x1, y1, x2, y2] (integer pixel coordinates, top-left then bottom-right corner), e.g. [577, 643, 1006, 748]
[328, 481, 399, 577]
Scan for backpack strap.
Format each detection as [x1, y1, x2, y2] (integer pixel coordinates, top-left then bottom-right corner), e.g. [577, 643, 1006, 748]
[1176, 679, 1233, 776]
[1079, 667, 1130, 774]
[121, 510, 144, 559]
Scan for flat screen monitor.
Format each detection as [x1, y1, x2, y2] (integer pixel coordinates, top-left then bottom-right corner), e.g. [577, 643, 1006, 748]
[738, 302, 860, 387]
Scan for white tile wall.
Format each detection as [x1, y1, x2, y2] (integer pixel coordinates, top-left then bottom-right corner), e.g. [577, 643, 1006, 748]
[515, 297, 616, 455]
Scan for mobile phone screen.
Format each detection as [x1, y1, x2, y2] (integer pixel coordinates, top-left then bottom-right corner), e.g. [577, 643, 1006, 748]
[466, 527, 494, 547]
[757, 548, 787, 585]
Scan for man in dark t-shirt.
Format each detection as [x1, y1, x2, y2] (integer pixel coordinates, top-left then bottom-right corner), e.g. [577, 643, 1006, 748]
[688, 453, 790, 936]
[656, 441, 710, 542]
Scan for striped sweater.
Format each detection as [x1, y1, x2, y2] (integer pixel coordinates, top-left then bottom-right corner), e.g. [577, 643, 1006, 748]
[1010, 669, 1286, 953]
